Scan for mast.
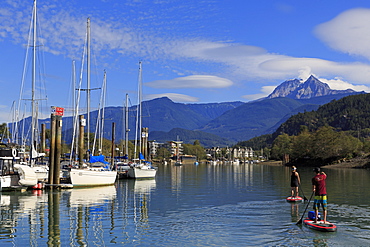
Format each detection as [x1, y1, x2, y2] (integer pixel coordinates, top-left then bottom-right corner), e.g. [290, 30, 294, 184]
[138, 62, 143, 157]
[72, 60, 76, 126]
[30, 0, 37, 162]
[71, 60, 78, 163]
[10, 101, 16, 143]
[125, 93, 129, 158]
[87, 17, 91, 154]
[95, 70, 107, 155]
[134, 61, 142, 160]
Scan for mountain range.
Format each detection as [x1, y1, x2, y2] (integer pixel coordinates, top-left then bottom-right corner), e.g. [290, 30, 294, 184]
[24, 75, 365, 148]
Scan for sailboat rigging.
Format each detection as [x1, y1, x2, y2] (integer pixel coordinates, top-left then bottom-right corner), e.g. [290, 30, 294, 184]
[116, 93, 131, 179]
[64, 17, 117, 186]
[1, 0, 43, 191]
[127, 62, 157, 179]
[12, 0, 48, 164]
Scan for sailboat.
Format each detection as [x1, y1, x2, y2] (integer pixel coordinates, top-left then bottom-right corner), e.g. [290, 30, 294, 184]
[127, 62, 157, 179]
[116, 93, 131, 179]
[1, 0, 45, 191]
[65, 18, 117, 186]
[0, 143, 38, 191]
[23, 0, 49, 183]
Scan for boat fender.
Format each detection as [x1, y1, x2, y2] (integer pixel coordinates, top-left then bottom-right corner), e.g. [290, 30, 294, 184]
[2, 165, 7, 174]
[12, 148, 17, 157]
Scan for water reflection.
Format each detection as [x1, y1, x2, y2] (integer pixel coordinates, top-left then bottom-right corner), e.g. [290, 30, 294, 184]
[64, 186, 116, 245]
[133, 179, 156, 193]
[0, 191, 48, 245]
[1, 164, 370, 246]
[68, 185, 116, 206]
[48, 192, 60, 246]
[133, 180, 155, 227]
[171, 165, 183, 192]
[290, 203, 300, 221]
[313, 237, 329, 247]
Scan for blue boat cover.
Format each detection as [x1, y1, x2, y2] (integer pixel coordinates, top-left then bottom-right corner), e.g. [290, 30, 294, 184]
[139, 152, 145, 160]
[89, 154, 109, 164]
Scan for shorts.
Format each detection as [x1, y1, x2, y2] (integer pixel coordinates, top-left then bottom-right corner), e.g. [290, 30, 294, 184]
[291, 181, 299, 187]
[313, 195, 327, 210]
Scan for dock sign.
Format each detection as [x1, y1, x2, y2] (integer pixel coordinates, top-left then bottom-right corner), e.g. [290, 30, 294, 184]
[51, 106, 64, 116]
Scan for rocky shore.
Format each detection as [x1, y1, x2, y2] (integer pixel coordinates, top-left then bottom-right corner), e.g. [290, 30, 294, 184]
[322, 156, 370, 169]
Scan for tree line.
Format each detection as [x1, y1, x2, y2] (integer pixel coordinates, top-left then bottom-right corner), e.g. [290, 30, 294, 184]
[270, 126, 366, 165]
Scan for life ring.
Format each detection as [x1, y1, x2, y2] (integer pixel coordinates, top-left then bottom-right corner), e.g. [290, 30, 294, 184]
[12, 148, 17, 157]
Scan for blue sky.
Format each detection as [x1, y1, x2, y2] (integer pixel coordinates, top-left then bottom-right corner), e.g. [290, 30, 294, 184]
[2, 0, 370, 123]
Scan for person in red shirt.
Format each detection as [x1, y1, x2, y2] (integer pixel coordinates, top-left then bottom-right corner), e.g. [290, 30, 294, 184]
[312, 167, 327, 223]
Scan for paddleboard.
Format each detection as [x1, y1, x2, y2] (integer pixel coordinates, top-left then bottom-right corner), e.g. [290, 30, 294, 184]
[303, 218, 337, 232]
[286, 196, 303, 202]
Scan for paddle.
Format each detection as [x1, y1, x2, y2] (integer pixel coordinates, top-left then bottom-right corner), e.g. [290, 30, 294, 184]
[299, 183, 308, 201]
[296, 191, 314, 225]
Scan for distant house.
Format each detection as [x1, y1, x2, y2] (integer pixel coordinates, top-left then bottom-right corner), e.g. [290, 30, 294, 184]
[168, 140, 183, 159]
[232, 147, 254, 159]
[148, 141, 165, 158]
[206, 147, 221, 160]
[148, 140, 184, 159]
[206, 146, 254, 160]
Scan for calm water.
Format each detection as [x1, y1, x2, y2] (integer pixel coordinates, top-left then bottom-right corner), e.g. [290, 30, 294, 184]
[1, 163, 369, 246]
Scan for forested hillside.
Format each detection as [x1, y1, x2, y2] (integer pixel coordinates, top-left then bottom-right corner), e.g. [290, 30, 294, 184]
[274, 93, 370, 138]
[236, 93, 370, 167]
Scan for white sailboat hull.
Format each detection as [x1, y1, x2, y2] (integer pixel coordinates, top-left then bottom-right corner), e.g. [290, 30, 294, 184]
[0, 164, 38, 191]
[32, 165, 49, 182]
[127, 166, 157, 179]
[14, 164, 38, 187]
[69, 169, 117, 186]
[0, 174, 21, 191]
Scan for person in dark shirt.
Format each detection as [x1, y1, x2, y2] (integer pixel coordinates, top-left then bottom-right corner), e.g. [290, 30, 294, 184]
[312, 167, 327, 223]
[290, 166, 300, 198]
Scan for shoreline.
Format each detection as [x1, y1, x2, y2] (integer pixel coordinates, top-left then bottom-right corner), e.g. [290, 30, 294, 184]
[322, 156, 370, 169]
[260, 160, 283, 166]
[260, 159, 369, 169]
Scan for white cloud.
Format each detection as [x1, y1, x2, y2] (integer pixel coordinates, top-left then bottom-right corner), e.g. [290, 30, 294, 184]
[258, 57, 370, 84]
[314, 8, 370, 60]
[297, 66, 312, 81]
[145, 93, 199, 102]
[319, 77, 370, 92]
[4, 1, 370, 87]
[2, 1, 370, 109]
[169, 41, 289, 80]
[242, 93, 267, 101]
[169, 40, 370, 88]
[261, 85, 276, 94]
[242, 85, 277, 101]
[145, 75, 233, 89]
